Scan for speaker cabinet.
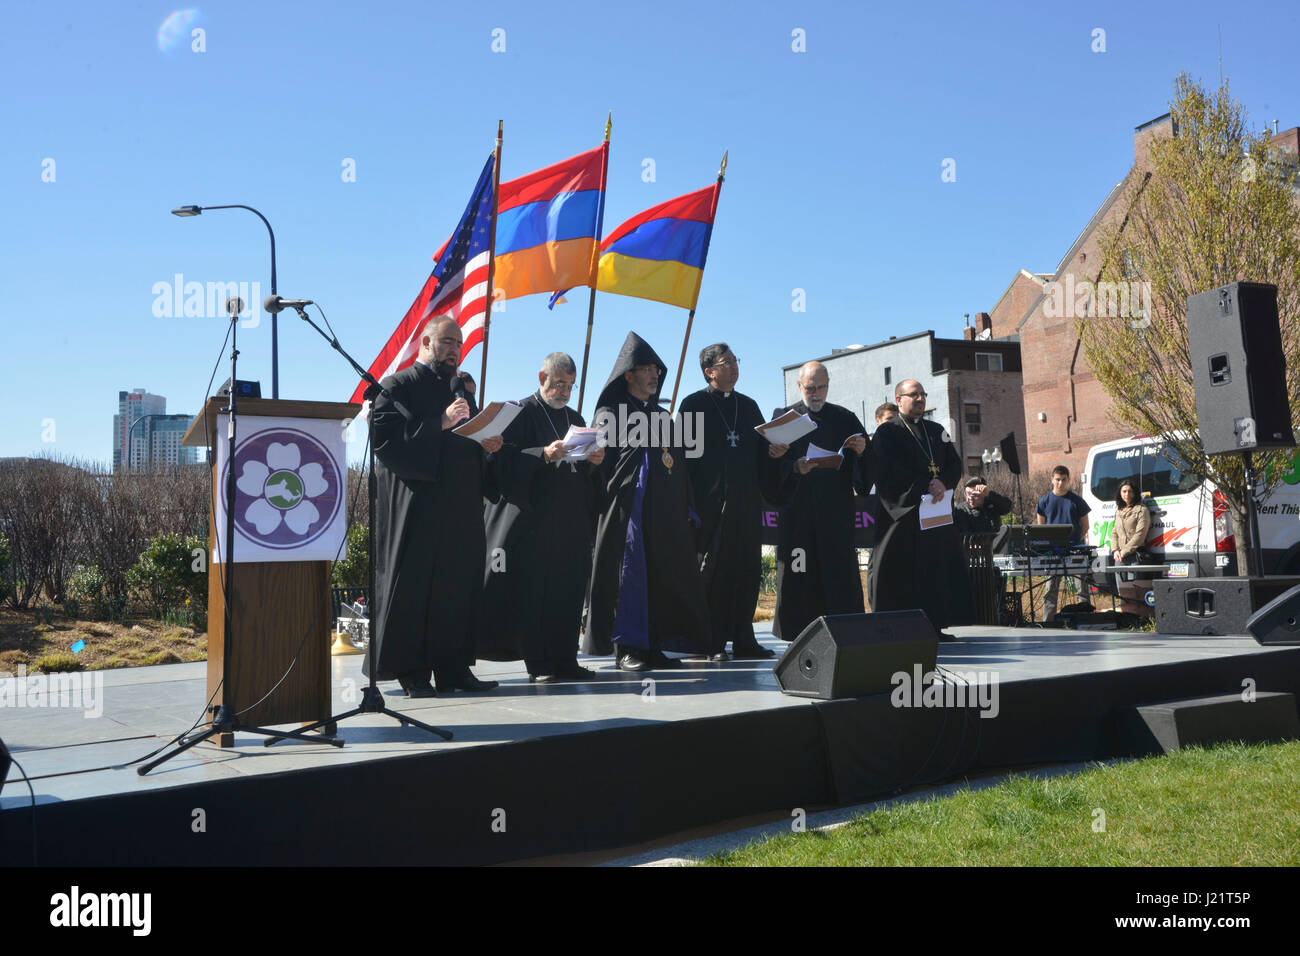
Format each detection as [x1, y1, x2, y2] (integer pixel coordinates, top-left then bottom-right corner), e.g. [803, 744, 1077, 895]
[1247, 583, 1300, 646]
[1186, 282, 1295, 456]
[774, 611, 938, 699]
[1153, 576, 1300, 636]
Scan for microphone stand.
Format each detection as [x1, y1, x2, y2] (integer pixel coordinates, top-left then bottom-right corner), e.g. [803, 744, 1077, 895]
[271, 305, 452, 744]
[140, 305, 344, 775]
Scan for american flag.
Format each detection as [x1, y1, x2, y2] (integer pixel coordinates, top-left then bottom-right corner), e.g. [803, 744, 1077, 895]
[350, 155, 496, 404]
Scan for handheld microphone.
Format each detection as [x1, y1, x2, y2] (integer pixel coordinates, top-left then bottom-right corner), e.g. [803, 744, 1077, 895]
[262, 295, 314, 314]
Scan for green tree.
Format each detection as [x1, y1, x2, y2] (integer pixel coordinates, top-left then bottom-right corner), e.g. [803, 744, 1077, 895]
[1078, 73, 1300, 573]
[331, 522, 371, 588]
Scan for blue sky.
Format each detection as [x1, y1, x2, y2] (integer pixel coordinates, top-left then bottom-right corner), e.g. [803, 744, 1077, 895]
[3, 0, 1298, 465]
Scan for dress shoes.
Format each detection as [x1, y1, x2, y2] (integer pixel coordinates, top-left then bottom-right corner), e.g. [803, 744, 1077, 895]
[397, 676, 437, 698]
[707, 651, 729, 662]
[731, 643, 776, 660]
[436, 669, 499, 692]
[528, 673, 559, 684]
[555, 663, 597, 680]
[616, 650, 652, 672]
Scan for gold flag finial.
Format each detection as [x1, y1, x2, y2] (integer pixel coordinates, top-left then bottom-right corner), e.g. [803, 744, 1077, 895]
[605, 111, 613, 141]
[719, 149, 728, 179]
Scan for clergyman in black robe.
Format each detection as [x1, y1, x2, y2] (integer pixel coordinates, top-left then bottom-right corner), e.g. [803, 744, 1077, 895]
[868, 378, 972, 633]
[767, 361, 868, 641]
[479, 352, 604, 681]
[678, 342, 776, 660]
[582, 331, 711, 672]
[364, 317, 502, 696]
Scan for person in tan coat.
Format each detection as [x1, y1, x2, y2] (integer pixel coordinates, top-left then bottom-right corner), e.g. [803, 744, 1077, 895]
[1110, 479, 1151, 576]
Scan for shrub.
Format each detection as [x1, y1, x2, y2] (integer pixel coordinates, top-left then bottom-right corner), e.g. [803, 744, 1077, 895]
[331, 522, 371, 588]
[64, 564, 113, 621]
[127, 533, 208, 620]
[0, 531, 11, 604]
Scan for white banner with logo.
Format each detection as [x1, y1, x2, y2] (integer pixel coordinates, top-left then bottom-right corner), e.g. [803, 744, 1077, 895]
[213, 415, 348, 563]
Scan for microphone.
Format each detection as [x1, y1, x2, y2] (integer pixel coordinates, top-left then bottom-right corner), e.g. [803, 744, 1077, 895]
[262, 295, 314, 314]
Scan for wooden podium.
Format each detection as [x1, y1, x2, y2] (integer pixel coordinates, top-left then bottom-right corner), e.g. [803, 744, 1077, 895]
[183, 397, 361, 744]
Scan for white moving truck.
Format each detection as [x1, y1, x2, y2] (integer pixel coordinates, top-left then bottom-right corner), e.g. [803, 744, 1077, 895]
[1080, 435, 1300, 578]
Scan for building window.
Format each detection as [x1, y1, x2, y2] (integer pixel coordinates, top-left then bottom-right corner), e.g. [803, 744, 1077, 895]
[883, 366, 892, 385]
[964, 403, 981, 425]
[975, 352, 1003, 372]
[967, 457, 983, 474]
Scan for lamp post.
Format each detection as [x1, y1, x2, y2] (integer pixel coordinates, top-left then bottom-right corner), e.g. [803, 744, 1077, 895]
[127, 413, 160, 472]
[171, 204, 279, 399]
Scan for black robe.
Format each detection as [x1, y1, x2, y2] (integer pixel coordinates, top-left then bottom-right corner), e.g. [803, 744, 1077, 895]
[581, 332, 711, 657]
[363, 361, 500, 681]
[678, 385, 769, 653]
[767, 401, 867, 640]
[479, 392, 596, 673]
[868, 415, 971, 629]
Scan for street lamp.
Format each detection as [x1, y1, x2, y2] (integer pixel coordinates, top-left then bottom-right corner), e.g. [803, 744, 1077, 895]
[127, 413, 160, 471]
[171, 203, 279, 398]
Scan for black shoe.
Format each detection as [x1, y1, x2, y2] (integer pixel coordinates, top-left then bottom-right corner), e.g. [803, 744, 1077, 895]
[528, 673, 558, 684]
[437, 668, 499, 692]
[707, 651, 729, 662]
[397, 675, 437, 698]
[731, 643, 775, 660]
[616, 650, 652, 672]
[554, 663, 597, 681]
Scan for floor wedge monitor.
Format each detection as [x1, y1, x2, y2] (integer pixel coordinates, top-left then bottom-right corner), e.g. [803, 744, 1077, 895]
[774, 611, 938, 700]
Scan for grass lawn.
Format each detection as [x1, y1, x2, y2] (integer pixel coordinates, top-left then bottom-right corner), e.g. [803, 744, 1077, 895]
[704, 742, 1300, 866]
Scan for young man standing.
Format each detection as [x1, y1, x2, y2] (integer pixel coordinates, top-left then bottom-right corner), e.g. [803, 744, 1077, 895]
[1034, 465, 1091, 622]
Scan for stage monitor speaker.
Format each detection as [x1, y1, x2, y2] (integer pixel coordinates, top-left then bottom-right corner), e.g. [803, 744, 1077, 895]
[774, 611, 938, 700]
[1186, 282, 1295, 456]
[998, 431, 1021, 475]
[1153, 576, 1300, 636]
[1247, 583, 1300, 646]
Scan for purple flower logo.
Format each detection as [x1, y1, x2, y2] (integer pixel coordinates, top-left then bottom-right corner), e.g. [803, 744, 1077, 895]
[222, 428, 342, 549]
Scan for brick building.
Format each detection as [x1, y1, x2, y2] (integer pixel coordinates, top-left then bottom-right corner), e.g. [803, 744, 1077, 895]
[781, 325, 1026, 478]
[990, 114, 1300, 480]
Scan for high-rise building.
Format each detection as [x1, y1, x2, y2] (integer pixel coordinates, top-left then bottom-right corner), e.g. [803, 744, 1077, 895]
[112, 390, 201, 470]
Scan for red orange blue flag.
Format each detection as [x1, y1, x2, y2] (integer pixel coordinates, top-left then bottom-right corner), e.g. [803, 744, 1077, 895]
[550, 182, 720, 311]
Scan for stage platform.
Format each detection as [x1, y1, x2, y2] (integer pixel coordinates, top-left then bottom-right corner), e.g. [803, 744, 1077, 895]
[4, 624, 1299, 865]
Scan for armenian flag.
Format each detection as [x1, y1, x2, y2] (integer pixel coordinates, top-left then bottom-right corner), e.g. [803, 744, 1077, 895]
[552, 182, 720, 311]
[493, 143, 608, 300]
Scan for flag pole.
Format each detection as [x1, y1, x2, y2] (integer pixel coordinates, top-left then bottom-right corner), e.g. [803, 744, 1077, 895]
[576, 112, 612, 417]
[479, 120, 504, 403]
[668, 149, 727, 414]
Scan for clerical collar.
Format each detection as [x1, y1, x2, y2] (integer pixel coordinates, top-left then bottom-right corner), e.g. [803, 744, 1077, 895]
[707, 385, 733, 399]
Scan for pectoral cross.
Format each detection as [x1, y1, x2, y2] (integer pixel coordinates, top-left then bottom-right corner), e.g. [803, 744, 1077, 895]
[928, 460, 941, 478]
[726, 429, 739, 448]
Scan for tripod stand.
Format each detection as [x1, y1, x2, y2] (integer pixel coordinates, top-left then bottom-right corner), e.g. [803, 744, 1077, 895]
[268, 305, 452, 744]
[140, 308, 344, 775]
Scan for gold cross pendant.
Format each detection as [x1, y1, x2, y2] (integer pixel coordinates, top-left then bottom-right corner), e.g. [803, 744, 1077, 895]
[928, 460, 941, 478]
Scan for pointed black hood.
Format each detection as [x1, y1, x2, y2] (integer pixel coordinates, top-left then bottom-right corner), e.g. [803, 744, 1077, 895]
[595, 331, 668, 410]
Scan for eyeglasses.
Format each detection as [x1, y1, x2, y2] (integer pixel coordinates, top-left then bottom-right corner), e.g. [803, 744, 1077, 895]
[899, 391, 927, 399]
[710, 355, 739, 368]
